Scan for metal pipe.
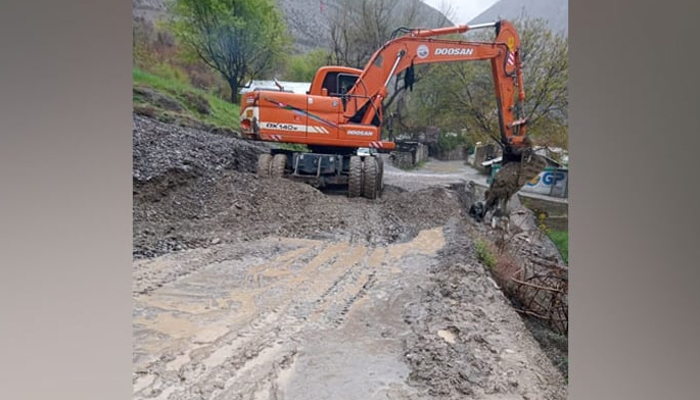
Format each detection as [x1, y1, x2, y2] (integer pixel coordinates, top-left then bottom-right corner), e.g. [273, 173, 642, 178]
[411, 25, 468, 38]
[384, 51, 404, 88]
[409, 22, 498, 38]
[468, 22, 498, 30]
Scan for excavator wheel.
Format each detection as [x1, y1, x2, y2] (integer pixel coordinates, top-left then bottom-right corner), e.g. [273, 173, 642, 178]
[376, 156, 384, 194]
[362, 157, 379, 200]
[270, 154, 287, 179]
[257, 154, 272, 178]
[348, 156, 363, 198]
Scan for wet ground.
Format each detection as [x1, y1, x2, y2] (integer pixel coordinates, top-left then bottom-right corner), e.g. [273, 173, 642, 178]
[132, 115, 567, 399]
[133, 225, 565, 400]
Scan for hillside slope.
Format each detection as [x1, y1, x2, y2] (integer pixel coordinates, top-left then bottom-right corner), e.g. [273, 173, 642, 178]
[276, 0, 451, 51]
[469, 0, 568, 34]
[133, 0, 451, 53]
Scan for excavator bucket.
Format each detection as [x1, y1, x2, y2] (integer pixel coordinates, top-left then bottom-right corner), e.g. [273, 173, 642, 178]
[471, 149, 547, 222]
[516, 150, 548, 187]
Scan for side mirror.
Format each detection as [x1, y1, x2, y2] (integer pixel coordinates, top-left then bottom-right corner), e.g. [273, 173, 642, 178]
[322, 88, 328, 96]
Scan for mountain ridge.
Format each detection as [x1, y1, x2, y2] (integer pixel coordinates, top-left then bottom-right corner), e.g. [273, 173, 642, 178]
[469, 0, 568, 35]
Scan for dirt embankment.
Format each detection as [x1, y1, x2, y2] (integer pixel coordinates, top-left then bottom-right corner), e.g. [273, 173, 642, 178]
[132, 114, 567, 399]
[133, 115, 465, 258]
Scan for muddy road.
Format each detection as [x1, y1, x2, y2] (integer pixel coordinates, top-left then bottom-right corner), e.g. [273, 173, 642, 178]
[132, 115, 567, 399]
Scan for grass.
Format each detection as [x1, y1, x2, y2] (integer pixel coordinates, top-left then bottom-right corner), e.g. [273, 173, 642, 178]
[413, 160, 428, 169]
[523, 198, 569, 265]
[547, 230, 569, 264]
[475, 239, 496, 269]
[133, 68, 240, 129]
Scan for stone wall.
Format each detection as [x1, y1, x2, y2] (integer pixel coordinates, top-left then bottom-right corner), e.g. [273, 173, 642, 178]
[391, 143, 429, 169]
[471, 144, 500, 172]
[433, 145, 468, 161]
[391, 152, 415, 169]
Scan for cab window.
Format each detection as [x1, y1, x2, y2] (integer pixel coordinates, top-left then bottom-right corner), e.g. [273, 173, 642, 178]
[321, 72, 358, 97]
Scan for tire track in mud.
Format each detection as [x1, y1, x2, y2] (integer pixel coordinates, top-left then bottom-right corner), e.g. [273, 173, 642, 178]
[133, 225, 566, 400]
[133, 237, 402, 399]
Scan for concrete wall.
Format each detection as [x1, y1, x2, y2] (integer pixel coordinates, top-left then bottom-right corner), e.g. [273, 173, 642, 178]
[391, 151, 415, 169]
[415, 144, 429, 163]
[434, 145, 467, 161]
[391, 143, 429, 169]
[471, 144, 499, 172]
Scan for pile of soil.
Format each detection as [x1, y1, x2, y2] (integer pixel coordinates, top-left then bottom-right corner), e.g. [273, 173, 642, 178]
[133, 114, 267, 180]
[133, 114, 465, 258]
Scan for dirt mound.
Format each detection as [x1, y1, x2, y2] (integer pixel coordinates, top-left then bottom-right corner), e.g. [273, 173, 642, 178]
[133, 115, 465, 258]
[132, 114, 267, 181]
[133, 170, 465, 258]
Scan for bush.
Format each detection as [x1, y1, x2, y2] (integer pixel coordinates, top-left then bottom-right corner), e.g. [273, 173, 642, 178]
[133, 18, 223, 94]
[547, 230, 569, 264]
[437, 132, 468, 152]
[283, 49, 331, 82]
[475, 239, 496, 269]
[151, 63, 189, 85]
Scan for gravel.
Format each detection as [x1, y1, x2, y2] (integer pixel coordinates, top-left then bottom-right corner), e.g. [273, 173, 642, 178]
[133, 114, 466, 258]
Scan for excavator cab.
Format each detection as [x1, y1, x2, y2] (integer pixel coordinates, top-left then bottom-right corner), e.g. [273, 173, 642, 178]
[323, 72, 358, 99]
[308, 66, 362, 98]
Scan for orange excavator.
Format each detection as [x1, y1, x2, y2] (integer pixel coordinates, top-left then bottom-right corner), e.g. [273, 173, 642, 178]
[239, 20, 545, 216]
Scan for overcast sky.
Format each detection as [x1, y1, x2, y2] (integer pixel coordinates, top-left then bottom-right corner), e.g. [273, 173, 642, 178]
[422, 0, 500, 25]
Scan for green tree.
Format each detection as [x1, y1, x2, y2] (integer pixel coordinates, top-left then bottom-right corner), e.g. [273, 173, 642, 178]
[282, 49, 332, 82]
[169, 0, 288, 103]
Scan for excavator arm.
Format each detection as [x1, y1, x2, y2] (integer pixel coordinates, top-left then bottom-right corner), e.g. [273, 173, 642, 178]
[342, 20, 530, 155]
[342, 20, 547, 220]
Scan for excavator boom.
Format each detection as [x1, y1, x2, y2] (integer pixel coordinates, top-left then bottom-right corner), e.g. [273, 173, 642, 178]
[340, 20, 528, 151]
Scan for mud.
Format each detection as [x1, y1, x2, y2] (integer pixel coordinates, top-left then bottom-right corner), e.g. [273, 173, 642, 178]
[403, 220, 565, 399]
[132, 115, 567, 399]
[133, 224, 566, 400]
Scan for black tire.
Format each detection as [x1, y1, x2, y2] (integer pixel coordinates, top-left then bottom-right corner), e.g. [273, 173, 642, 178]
[376, 156, 384, 195]
[257, 154, 272, 178]
[271, 154, 287, 179]
[362, 156, 378, 200]
[348, 155, 363, 198]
